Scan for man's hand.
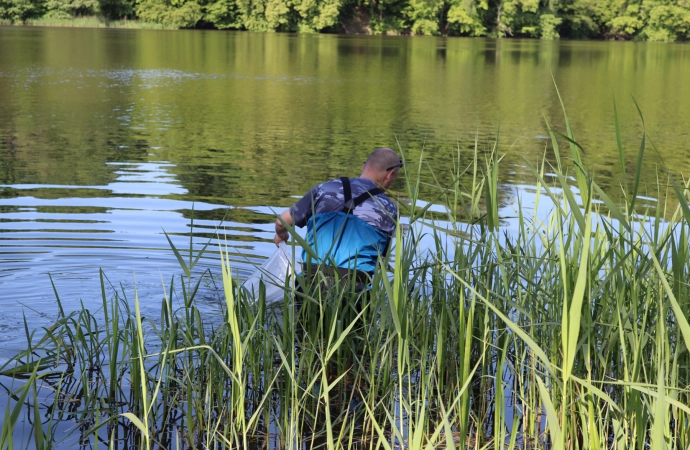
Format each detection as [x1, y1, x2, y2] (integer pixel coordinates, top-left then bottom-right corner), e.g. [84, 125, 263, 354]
[274, 209, 293, 246]
[274, 230, 288, 245]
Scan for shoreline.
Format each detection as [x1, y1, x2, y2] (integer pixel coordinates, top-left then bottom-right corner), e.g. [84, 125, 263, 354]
[1, 17, 176, 30]
[2, 18, 689, 42]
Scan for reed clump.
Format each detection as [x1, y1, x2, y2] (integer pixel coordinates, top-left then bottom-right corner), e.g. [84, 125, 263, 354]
[2, 98, 690, 449]
[18, 17, 175, 29]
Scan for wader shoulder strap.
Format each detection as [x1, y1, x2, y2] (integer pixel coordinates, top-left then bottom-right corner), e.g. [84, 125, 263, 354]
[339, 177, 383, 214]
[340, 177, 351, 204]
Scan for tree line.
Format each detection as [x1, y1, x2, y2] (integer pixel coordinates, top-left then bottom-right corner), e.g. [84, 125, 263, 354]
[1, 0, 689, 41]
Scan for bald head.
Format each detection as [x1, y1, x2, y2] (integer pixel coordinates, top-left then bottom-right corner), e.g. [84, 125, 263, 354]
[364, 148, 402, 172]
[361, 147, 402, 189]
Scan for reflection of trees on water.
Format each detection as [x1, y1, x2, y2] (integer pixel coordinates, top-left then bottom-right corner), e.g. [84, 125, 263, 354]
[1, 29, 690, 217]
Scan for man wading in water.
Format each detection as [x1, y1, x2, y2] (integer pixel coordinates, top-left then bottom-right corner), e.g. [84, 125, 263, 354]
[273, 147, 402, 298]
[273, 148, 402, 421]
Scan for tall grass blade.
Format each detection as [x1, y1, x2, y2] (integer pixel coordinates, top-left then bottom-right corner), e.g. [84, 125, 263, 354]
[536, 375, 563, 450]
[0, 365, 40, 449]
[564, 211, 591, 380]
[613, 96, 626, 186]
[650, 252, 690, 351]
[629, 96, 646, 213]
[552, 75, 589, 204]
[163, 230, 190, 278]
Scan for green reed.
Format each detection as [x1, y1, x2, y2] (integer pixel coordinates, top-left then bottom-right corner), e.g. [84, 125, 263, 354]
[2, 97, 690, 449]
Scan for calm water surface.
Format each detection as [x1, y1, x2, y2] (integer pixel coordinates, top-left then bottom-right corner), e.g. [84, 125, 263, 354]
[1, 27, 690, 349]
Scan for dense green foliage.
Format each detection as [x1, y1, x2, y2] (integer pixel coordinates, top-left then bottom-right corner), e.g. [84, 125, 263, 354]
[2, 0, 690, 40]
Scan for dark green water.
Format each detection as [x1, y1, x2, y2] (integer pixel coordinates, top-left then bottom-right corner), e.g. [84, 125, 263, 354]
[1, 27, 690, 348]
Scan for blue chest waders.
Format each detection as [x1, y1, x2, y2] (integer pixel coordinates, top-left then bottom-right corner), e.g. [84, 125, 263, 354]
[302, 177, 390, 279]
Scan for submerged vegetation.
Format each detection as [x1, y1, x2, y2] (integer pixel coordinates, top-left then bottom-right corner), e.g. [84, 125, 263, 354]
[2, 98, 690, 449]
[2, 0, 690, 40]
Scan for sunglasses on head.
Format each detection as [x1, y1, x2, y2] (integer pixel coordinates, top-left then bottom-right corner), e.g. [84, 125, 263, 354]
[386, 161, 404, 171]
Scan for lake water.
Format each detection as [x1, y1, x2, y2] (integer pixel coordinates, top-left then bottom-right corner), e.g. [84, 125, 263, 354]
[1, 27, 690, 350]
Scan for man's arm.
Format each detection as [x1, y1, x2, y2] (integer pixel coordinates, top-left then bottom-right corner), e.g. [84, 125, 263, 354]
[273, 209, 294, 246]
[273, 183, 321, 246]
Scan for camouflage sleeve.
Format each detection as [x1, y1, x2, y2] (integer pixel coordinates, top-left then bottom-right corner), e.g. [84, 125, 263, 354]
[389, 202, 399, 230]
[380, 196, 398, 237]
[289, 185, 321, 228]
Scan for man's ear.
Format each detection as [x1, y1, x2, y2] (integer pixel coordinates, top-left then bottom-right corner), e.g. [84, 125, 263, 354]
[384, 170, 394, 188]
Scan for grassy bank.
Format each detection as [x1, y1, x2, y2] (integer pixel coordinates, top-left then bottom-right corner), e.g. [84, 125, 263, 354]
[2, 17, 176, 29]
[2, 100, 690, 449]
